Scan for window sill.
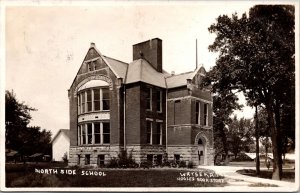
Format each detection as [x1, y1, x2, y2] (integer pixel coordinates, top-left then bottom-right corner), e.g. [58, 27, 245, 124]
[78, 111, 110, 116]
[77, 144, 111, 147]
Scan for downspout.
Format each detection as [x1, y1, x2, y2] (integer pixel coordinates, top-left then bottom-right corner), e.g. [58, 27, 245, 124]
[123, 85, 126, 150]
[165, 90, 168, 151]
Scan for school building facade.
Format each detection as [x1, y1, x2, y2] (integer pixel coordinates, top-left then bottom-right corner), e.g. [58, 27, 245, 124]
[68, 38, 214, 166]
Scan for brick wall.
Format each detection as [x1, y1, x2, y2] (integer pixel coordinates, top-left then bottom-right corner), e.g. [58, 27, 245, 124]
[133, 38, 162, 73]
[125, 84, 141, 144]
[69, 51, 122, 147]
[140, 83, 166, 145]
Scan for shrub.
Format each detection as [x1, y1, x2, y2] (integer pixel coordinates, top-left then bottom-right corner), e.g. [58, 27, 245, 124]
[187, 161, 194, 168]
[62, 152, 68, 163]
[178, 160, 187, 168]
[107, 157, 118, 168]
[161, 160, 171, 167]
[106, 149, 138, 168]
[117, 149, 138, 168]
[140, 161, 152, 169]
[169, 160, 178, 168]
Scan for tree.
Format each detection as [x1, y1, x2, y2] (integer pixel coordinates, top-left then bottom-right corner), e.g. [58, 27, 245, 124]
[5, 90, 36, 151]
[5, 90, 52, 159]
[204, 82, 242, 164]
[206, 5, 295, 180]
[227, 116, 254, 159]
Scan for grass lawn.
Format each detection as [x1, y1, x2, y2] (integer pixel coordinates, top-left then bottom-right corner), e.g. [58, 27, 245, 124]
[6, 163, 227, 187]
[236, 169, 295, 182]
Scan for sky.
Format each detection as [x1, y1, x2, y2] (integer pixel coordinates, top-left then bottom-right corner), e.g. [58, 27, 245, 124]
[4, 1, 258, 137]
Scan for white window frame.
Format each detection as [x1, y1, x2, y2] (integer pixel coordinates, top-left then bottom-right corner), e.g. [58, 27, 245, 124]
[78, 122, 110, 145]
[78, 96, 81, 114]
[204, 103, 208, 126]
[157, 90, 162, 112]
[146, 88, 152, 111]
[146, 119, 153, 145]
[101, 88, 110, 111]
[88, 62, 92, 72]
[196, 101, 200, 125]
[78, 87, 110, 115]
[156, 120, 163, 145]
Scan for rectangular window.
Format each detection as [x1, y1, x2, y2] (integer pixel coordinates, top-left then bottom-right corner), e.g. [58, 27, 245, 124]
[146, 120, 152, 144]
[94, 123, 101, 144]
[85, 154, 90, 165]
[102, 88, 110, 110]
[78, 126, 81, 145]
[81, 92, 85, 113]
[82, 125, 86, 144]
[78, 95, 81, 114]
[196, 101, 200, 125]
[156, 122, 162, 145]
[103, 122, 110, 144]
[174, 100, 181, 125]
[87, 90, 92, 112]
[97, 155, 105, 167]
[88, 62, 92, 71]
[87, 123, 93, 144]
[147, 154, 153, 163]
[156, 154, 162, 165]
[94, 89, 100, 111]
[156, 90, 162, 112]
[92, 61, 96, 71]
[77, 155, 81, 165]
[146, 88, 152, 110]
[204, 104, 208, 126]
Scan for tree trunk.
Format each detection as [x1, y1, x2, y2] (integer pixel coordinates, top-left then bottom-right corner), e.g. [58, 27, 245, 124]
[219, 123, 229, 164]
[274, 99, 283, 178]
[255, 105, 260, 176]
[266, 99, 283, 180]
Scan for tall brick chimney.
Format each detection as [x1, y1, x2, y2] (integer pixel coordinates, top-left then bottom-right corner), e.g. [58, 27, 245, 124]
[133, 38, 162, 73]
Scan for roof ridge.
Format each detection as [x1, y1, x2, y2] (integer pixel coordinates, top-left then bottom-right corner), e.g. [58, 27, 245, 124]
[103, 55, 129, 65]
[166, 70, 194, 78]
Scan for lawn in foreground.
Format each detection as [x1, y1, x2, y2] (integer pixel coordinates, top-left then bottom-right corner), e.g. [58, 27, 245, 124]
[237, 169, 295, 182]
[6, 163, 226, 187]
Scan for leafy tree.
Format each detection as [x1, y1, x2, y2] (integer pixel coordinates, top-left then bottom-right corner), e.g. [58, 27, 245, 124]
[208, 89, 242, 164]
[206, 5, 295, 180]
[5, 90, 52, 160]
[5, 90, 36, 151]
[227, 116, 254, 159]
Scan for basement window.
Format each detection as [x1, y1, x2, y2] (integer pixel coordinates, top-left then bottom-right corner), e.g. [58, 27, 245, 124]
[97, 155, 105, 167]
[85, 154, 90, 165]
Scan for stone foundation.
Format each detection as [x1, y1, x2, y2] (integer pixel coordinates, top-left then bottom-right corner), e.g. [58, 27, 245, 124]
[126, 145, 166, 163]
[69, 144, 213, 166]
[69, 145, 121, 166]
[167, 145, 214, 166]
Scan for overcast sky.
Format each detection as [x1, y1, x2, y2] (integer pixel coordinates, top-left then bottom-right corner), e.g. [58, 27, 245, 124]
[5, 1, 258, 137]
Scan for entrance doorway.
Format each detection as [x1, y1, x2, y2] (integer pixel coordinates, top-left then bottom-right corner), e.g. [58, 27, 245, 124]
[197, 138, 205, 165]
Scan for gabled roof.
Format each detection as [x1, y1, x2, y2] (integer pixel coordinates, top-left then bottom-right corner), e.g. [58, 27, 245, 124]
[165, 65, 207, 89]
[51, 129, 70, 143]
[125, 59, 167, 88]
[102, 55, 128, 79]
[165, 71, 194, 89]
[71, 43, 207, 90]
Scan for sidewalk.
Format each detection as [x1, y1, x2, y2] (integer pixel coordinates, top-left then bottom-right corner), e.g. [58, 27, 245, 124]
[198, 165, 296, 187]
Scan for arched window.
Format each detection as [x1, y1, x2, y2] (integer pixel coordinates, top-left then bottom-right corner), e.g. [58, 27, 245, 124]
[77, 80, 110, 114]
